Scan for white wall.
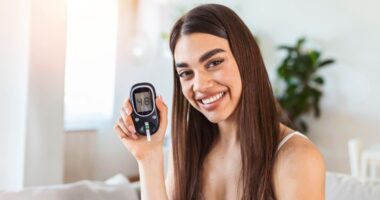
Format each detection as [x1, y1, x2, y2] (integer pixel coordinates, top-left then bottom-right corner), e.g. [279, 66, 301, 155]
[0, 0, 30, 190]
[91, 0, 138, 181]
[24, 0, 67, 186]
[0, 0, 66, 189]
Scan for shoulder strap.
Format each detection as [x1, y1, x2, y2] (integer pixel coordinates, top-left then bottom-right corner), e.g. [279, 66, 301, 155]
[276, 131, 308, 153]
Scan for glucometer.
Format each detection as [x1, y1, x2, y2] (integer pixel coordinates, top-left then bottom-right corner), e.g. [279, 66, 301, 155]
[130, 82, 159, 141]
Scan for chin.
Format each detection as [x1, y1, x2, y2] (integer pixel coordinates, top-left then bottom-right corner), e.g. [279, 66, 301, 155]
[203, 113, 228, 124]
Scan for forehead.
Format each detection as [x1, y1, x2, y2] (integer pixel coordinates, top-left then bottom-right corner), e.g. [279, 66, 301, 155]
[174, 33, 231, 63]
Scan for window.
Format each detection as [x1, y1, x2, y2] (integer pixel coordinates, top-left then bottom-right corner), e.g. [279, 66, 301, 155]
[64, 0, 118, 130]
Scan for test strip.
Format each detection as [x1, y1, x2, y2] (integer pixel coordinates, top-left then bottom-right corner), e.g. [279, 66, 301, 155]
[144, 122, 151, 142]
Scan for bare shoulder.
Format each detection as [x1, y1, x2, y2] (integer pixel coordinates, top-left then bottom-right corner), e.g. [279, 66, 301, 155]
[273, 133, 326, 200]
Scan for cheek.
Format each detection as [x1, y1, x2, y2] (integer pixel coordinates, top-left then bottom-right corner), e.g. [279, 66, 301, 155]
[180, 80, 200, 109]
[180, 81, 193, 101]
[216, 64, 242, 92]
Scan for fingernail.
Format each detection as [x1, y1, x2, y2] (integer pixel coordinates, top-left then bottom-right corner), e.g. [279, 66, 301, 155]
[125, 107, 131, 115]
[128, 125, 136, 133]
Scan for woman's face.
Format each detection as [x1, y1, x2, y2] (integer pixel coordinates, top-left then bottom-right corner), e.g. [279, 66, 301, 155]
[174, 33, 242, 123]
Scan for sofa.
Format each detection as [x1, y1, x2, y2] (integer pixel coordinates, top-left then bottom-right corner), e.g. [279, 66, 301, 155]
[325, 172, 380, 200]
[0, 174, 139, 200]
[1, 172, 379, 200]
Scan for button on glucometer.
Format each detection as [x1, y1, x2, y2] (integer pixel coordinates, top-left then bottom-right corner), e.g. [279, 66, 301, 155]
[135, 117, 140, 122]
[152, 115, 157, 120]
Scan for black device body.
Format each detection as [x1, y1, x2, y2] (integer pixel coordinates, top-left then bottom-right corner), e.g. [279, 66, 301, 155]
[130, 82, 159, 136]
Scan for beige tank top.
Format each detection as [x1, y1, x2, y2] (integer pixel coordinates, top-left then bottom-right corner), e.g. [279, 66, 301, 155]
[276, 131, 309, 153]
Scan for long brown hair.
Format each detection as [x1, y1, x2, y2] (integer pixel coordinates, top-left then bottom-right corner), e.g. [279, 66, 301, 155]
[169, 4, 280, 200]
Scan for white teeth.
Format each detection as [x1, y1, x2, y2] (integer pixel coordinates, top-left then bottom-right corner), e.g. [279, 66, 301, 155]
[201, 92, 224, 105]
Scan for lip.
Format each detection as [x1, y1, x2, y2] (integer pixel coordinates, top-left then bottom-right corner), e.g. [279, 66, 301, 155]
[197, 91, 226, 111]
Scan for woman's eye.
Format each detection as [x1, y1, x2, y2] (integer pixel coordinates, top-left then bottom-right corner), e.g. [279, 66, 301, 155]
[178, 71, 193, 79]
[207, 59, 224, 68]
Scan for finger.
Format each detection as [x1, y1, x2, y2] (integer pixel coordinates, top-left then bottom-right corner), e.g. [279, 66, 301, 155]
[113, 123, 130, 141]
[155, 95, 168, 136]
[121, 118, 139, 140]
[132, 132, 139, 140]
[118, 117, 129, 134]
[114, 124, 140, 152]
[121, 100, 139, 139]
[122, 98, 133, 115]
[120, 108, 138, 139]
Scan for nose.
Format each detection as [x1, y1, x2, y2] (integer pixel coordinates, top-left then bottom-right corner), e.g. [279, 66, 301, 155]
[192, 70, 213, 93]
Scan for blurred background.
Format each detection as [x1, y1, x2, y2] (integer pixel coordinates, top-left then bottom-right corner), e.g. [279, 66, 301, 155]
[1, 0, 379, 192]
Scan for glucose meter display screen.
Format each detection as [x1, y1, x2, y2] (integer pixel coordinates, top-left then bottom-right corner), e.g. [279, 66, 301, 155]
[134, 92, 153, 113]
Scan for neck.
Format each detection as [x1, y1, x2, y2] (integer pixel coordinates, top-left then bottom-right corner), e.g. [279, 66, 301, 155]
[216, 110, 239, 150]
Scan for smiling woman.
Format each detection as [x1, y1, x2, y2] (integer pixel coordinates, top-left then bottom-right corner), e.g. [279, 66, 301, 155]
[113, 3, 325, 200]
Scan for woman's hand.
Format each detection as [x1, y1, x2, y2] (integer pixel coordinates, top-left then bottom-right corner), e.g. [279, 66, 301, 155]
[113, 96, 168, 162]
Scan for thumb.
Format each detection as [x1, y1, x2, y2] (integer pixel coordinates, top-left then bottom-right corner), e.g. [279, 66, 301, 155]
[155, 95, 168, 136]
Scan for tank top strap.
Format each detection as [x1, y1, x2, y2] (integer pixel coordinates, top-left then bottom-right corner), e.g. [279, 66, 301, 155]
[276, 131, 308, 153]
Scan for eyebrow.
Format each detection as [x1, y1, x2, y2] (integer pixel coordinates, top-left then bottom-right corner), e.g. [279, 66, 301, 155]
[175, 48, 226, 68]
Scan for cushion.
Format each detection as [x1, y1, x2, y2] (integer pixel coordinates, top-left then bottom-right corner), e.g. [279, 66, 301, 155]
[0, 174, 139, 200]
[326, 171, 380, 200]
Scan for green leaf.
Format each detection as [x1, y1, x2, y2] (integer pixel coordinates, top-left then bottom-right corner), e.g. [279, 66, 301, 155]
[308, 50, 320, 67]
[278, 45, 295, 52]
[314, 77, 324, 85]
[296, 37, 306, 49]
[318, 59, 335, 68]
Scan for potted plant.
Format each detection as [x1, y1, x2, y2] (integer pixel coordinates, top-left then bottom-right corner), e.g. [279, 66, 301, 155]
[275, 37, 335, 133]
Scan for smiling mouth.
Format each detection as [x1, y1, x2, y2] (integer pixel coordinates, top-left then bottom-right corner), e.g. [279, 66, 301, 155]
[199, 92, 225, 105]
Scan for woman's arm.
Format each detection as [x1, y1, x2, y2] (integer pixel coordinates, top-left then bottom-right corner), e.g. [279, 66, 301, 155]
[113, 96, 170, 200]
[138, 147, 169, 200]
[273, 136, 326, 200]
[139, 146, 175, 200]
[165, 147, 174, 200]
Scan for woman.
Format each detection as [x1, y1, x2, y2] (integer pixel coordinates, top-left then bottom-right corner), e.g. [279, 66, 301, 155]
[114, 4, 325, 200]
